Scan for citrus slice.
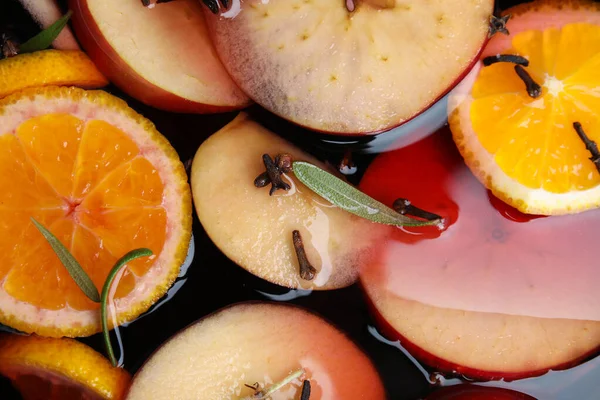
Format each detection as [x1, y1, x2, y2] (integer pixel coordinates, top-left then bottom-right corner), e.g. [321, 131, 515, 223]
[0, 50, 108, 100]
[0, 86, 192, 337]
[449, 0, 600, 215]
[0, 333, 130, 399]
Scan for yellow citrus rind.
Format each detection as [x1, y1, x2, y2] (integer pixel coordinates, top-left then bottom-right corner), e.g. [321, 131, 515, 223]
[0, 49, 108, 99]
[0, 333, 130, 399]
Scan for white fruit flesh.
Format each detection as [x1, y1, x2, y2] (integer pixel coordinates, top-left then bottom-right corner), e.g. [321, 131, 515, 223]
[363, 272, 600, 376]
[85, 0, 248, 108]
[126, 303, 386, 400]
[191, 113, 390, 290]
[204, 0, 494, 134]
[18, 0, 80, 50]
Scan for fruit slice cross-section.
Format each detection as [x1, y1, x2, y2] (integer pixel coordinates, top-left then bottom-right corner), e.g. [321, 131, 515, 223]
[125, 302, 386, 400]
[191, 113, 391, 290]
[69, 0, 251, 113]
[0, 333, 130, 400]
[449, 0, 600, 215]
[0, 50, 108, 100]
[203, 0, 494, 134]
[0, 86, 192, 338]
[359, 128, 600, 380]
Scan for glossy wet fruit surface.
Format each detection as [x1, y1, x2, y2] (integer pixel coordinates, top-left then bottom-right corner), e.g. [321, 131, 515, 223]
[204, 0, 494, 134]
[0, 86, 191, 337]
[2, 0, 600, 399]
[450, 0, 600, 214]
[126, 303, 386, 400]
[0, 333, 130, 400]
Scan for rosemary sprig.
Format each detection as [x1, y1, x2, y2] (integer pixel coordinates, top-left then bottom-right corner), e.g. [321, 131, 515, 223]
[31, 218, 100, 303]
[241, 369, 305, 400]
[31, 218, 152, 367]
[101, 248, 153, 367]
[19, 10, 72, 54]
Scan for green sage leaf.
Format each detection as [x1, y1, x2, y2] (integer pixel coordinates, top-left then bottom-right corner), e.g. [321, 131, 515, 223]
[101, 248, 153, 367]
[30, 217, 101, 303]
[19, 10, 73, 54]
[292, 161, 440, 227]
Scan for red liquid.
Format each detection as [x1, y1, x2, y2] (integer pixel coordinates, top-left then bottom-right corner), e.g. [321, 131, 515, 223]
[360, 126, 600, 322]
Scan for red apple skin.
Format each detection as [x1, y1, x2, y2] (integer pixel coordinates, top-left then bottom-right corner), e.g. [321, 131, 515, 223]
[426, 385, 537, 400]
[68, 0, 250, 114]
[363, 293, 600, 382]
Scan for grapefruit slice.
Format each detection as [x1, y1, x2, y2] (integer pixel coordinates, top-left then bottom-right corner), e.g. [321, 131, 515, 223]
[0, 86, 192, 337]
[449, 0, 600, 215]
[126, 302, 386, 400]
[0, 49, 108, 99]
[0, 333, 130, 400]
[359, 128, 600, 379]
[203, 0, 494, 134]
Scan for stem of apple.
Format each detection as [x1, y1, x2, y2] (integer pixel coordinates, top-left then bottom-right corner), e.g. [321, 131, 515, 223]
[241, 368, 306, 400]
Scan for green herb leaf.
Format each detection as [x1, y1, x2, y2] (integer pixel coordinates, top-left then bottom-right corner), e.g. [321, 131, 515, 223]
[101, 248, 153, 367]
[19, 10, 73, 54]
[292, 161, 440, 227]
[30, 217, 101, 303]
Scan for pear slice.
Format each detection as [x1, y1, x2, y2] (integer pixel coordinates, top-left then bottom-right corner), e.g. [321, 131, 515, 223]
[203, 0, 494, 134]
[191, 113, 390, 290]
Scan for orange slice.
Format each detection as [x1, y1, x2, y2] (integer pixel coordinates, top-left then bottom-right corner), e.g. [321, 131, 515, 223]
[0, 333, 130, 399]
[0, 49, 108, 99]
[449, 0, 600, 215]
[0, 86, 192, 337]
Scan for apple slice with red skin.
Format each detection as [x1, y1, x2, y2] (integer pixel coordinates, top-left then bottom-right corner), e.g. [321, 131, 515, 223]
[191, 112, 391, 290]
[358, 128, 600, 380]
[68, 0, 250, 113]
[202, 0, 494, 135]
[426, 385, 536, 400]
[125, 302, 386, 400]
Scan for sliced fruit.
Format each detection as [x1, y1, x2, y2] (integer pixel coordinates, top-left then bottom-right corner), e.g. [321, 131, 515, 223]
[69, 0, 250, 113]
[203, 0, 494, 134]
[191, 113, 390, 290]
[0, 86, 192, 337]
[0, 49, 108, 99]
[125, 302, 385, 400]
[0, 333, 130, 400]
[18, 0, 80, 50]
[359, 128, 600, 380]
[426, 385, 536, 400]
[449, 0, 600, 215]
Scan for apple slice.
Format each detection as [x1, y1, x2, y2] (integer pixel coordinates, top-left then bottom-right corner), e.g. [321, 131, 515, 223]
[202, 0, 494, 135]
[68, 0, 250, 113]
[426, 385, 536, 400]
[359, 128, 600, 380]
[191, 113, 391, 290]
[125, 302, 386, 400]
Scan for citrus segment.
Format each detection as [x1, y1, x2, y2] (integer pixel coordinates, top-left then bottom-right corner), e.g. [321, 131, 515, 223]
[72, 120, 140, 199]
[17, 114, 84, 198]
[0, 333, 130, 400]
[0, 135, 64, 210]
[79, 208, 166, 277]
[80, 157, 164, 210]
[0, 86, 191, 337]
[0, 50, 108, 99]
[449, 0, 600, 214]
